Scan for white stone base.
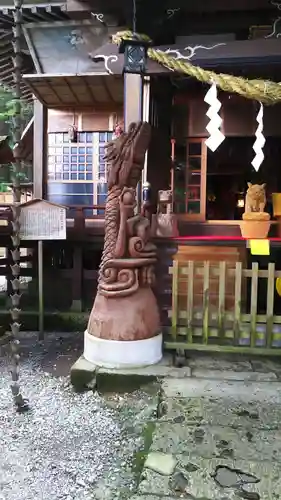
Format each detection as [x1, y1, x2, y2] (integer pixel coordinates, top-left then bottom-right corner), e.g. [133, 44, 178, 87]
[84, 330, 163, 369]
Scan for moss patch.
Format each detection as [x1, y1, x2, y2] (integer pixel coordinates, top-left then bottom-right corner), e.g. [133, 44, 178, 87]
[96, 371, 157, 394]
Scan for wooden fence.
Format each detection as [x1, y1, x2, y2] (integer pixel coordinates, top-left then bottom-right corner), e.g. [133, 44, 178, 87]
[167, 260, 281, 355]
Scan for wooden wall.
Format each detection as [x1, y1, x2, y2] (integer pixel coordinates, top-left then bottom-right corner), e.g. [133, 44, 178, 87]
[147, 77, 174, 210]
[47, 108, 123, 133]
[174, 90, 281, 138]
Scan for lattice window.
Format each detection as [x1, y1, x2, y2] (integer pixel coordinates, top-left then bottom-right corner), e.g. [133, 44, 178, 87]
[47, 131, 113, 214]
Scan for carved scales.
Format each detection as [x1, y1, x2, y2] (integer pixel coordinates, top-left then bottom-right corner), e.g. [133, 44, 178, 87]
[10, 0, 29, 412]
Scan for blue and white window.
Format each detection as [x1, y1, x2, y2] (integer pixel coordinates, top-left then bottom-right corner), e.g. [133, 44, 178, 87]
[47, 131, 113, 215]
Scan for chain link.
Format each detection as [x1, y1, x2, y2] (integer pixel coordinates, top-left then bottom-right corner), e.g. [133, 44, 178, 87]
[10, 0, 29, 413]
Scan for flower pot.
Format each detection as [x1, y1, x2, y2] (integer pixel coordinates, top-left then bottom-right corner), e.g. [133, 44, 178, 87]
[272, 193, 281, 216]
[240, 220, 271, 239]
[241, 212, 271, 239]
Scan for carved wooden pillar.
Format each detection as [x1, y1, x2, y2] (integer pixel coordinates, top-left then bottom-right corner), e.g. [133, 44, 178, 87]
[33, 99, 47, 199]
[80, 122, 162, 371]
[124, 74, 143, 212]
[124, 74, 143, 131]
[142, 76, 150, 186]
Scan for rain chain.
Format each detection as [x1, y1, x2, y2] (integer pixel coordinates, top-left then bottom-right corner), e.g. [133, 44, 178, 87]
[10, 0, 29, 412]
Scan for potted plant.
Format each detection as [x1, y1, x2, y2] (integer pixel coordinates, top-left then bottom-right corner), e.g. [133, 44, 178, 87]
[240, 183, 271, 239]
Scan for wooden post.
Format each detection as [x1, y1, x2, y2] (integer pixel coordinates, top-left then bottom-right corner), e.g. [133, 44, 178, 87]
[70, 244, 82, 312]
[38, 240, 44, 339]
[124, 74, 143, 212]
[33, 99, 47, 199]
[142, 76, 150, 188]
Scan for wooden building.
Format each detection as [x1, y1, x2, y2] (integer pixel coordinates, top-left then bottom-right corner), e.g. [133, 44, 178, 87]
[1, 0, 281, 353]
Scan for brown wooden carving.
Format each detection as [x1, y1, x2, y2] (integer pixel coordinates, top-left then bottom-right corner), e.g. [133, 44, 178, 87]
[87, 121, 161, 342]
[97, 121, 157, 297]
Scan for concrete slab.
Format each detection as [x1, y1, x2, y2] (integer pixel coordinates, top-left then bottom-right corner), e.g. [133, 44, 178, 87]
[151, 422, 281, 462]
[138, 455, 281, 499]
[162, 378, 281, 403]
[251, 358, 281, 377]
[70, 355, 96, 391]
[158, 397, 281, 430]
[187, 354, 253, 372]
[95, 357, 191, 392]
[192, 368, 277, 382]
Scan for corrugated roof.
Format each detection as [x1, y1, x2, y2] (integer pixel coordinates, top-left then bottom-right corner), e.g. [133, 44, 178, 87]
[0, 3, 69, 101]
[23, 73, 123, 107]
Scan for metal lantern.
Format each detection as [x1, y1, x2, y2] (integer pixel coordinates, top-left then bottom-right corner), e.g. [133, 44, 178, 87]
[119, 37, 149, 74]
[142, 181, 151, 203]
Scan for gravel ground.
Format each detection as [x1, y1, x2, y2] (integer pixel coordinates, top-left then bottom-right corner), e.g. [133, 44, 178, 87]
[0, 334, 159, 500]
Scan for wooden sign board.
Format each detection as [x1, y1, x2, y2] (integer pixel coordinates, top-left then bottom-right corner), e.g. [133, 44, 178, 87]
[20, 199, 66, 240]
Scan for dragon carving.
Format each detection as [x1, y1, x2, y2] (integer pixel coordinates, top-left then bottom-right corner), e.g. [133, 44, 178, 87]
[98, 121, 156, 298]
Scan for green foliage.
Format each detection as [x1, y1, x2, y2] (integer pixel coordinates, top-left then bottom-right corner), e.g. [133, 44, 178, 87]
[0, 86, 33, 183]
[0, 86, 33, 136]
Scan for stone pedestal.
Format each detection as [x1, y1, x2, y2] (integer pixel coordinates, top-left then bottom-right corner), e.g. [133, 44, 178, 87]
[84, 287, 162, 368]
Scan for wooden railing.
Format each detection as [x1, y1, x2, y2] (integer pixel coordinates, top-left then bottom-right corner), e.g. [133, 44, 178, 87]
[67, 205, 105, 232]
[167, 260, 281, 354]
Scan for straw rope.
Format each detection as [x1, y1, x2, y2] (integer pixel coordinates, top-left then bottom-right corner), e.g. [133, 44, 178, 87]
[112, 30, 281, 105]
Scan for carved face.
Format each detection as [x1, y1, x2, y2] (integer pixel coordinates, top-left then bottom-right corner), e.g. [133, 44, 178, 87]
[159, 190, 172, 203]
[247, 183, 266, 199]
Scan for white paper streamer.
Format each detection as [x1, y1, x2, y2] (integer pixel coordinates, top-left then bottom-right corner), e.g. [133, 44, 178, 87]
[204, 82, 225, 152]
[252, 102, 265, 172]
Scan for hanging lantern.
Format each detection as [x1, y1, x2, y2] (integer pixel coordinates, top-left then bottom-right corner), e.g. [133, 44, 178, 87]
[237, 194, 245, 208]
[119, 36, 150, 74]
[142, 181, 151, 203]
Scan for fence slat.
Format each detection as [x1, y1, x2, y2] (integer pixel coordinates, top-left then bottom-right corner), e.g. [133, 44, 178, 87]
[234, 261, 242, 345]
[218, 261, 226, 338]
[186, 260, 194, 343]
[202, 261, 210, 344]
[250, 262, 259, 347]
[171, 260, 179, 338]
[266, 262, 275, 348]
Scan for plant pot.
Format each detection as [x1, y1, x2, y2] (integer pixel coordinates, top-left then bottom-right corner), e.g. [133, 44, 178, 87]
[241, 211, 271, 239]
[240, 220, 271, 239]
[272, 193, 281, 216]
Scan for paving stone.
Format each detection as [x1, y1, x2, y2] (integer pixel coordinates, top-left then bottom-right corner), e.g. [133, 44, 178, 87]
[192, 369, 277, 382]
[187, 355, 253, 372]
[138, 455, 281, 499]
[158, 397, 281, 430]
[144, 452, 177, 475]
[151, 422, 281, 462]
[162, 378, 281, 403]
[130, 497, 177, 500]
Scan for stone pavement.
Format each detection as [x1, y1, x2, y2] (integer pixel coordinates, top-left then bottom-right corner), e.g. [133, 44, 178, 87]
[131, 354, 281, 500]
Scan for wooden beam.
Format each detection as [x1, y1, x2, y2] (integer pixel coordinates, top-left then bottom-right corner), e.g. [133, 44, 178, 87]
[33, 99, 47, 199]
[124, 74, 142, 131]
[123, 73, 143, 212]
